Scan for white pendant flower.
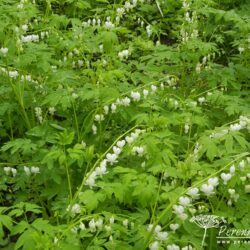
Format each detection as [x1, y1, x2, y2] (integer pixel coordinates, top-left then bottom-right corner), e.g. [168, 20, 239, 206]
[187, 187, 199, 199]
[0, 47, 8, 55]
[201, 184, 214, 196]
[173, 205, 184, 215]
[111, 103, 117, 113]
[113, 146, 122, 155]
[121, 97, 131, 106]
[31, 166, 40, 174]
[156, 231, 168, 241]
[149, 241, 158, 250]
[24, 166, 31, 176]
[208, 177, 219, 187]
[220, 173, 232, 184]
[117, 140, 126, 148]
[178, 196, 191, 207]
[131, 91, 141, 101]
[106, 153, 118, 165]
[95, 114, 104, 122]
[143, 89, 149, 97]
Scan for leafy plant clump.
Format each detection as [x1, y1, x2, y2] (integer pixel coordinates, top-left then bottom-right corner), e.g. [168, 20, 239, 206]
[0, 0, 249, 249]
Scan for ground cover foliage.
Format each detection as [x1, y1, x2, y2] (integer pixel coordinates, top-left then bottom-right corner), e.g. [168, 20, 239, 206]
[0, 0, 249, 249]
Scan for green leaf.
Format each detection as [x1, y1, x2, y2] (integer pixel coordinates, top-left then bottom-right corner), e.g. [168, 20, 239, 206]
[14, 229, 36, 250]
[11, 221, 29, 236]
[31, 219, 54, 235]
[75, 1, 91, 9]
[232, 134, 249, 149]
[225, 134, 234, 154]
[24, 203, 42, 214]
[101, 31, 118, 53]
[113, 166, 137, 174]
[50, 123, 66, 131]
[57, 131, 75, 145]
[1, 139, 37, 155]
[79, 190, 105, 211]
[201, 137, 218, 161]
[0, 214, 12, 231]
[8, 209, 24, 217]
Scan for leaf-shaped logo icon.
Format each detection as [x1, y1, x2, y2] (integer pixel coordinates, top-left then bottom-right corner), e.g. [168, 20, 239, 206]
[190, 215, 226, 247]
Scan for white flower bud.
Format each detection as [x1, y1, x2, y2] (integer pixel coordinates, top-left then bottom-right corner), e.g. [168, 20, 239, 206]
[79, 222, 85, 230]
[89, 219, 96, 232]
[111, 103, 117, 113]
[143, 89, 149, 97]
[123, 219, 129, 227]
[230, 165, 235, 174]
[151, 85, 157, 92]
[109, 216, 115, 224]
[92, 124, 97, 135]
[103, 105, 109, 114]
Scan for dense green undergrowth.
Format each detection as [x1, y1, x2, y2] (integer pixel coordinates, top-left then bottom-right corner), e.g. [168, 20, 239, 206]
[0, 0, 249, 249]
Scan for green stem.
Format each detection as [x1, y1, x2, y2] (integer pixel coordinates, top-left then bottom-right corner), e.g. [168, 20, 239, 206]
[9, 80, 31, 130]
[64, 147, 72, 203]
[150, 173, 163, 224]
[66, 164, 72, 201]
[202, 228, 207, 247]
[72, 101, 80, 142]
[156, 0, 164, 17]
[8, 112, 14, 140]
